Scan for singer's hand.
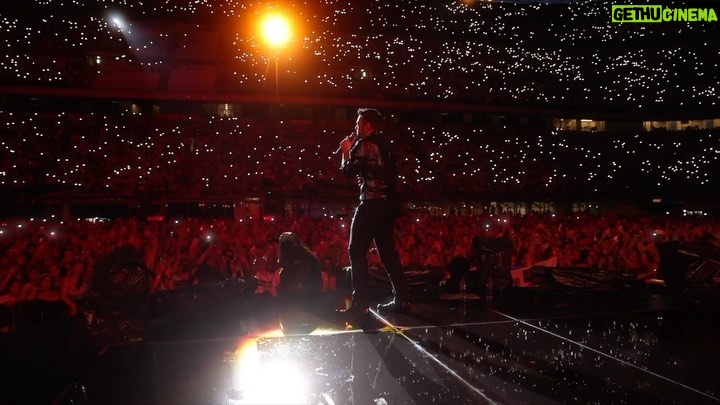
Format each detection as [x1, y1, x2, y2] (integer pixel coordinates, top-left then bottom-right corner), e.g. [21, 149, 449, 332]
[339, 136, 353, 155]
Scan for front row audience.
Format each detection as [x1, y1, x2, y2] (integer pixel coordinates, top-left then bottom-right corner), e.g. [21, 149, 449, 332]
[0, 211, 718, 330]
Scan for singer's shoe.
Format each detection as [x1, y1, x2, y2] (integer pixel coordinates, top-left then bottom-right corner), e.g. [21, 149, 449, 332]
[336, 305, 378, 333]
[336, 305, 369, 316]
[376, 300, 411, 315]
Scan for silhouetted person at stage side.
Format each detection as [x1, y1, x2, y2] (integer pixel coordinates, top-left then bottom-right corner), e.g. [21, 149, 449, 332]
[442, 255, 472, 295]
[338, 108, 410, 316]
[277, 232, 322, 302]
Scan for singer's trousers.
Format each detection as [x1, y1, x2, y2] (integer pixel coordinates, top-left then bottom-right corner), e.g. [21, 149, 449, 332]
[348, 197, 408, 309]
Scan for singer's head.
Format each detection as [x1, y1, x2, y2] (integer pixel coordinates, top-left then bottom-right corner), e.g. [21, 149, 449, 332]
[355, 108, 383, 138]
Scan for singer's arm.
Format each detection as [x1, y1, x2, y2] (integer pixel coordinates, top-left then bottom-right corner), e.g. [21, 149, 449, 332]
[341, 140, 372, 180]
[338, 135, 354, 171]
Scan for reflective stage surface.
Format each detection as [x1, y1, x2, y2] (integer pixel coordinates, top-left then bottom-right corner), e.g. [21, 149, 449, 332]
[3, 290, 720, 404]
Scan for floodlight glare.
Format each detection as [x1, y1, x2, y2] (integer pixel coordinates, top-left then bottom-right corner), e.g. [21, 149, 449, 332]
[261, 15, 291, 48]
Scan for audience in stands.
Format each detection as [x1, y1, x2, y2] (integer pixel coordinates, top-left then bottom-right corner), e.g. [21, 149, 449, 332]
[1, 1, 717, 112]
[1, 113, 717, 202]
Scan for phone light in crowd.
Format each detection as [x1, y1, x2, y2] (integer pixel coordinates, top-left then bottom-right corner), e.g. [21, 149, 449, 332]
[86, 217, 109, 223]
[203, 231, 216, 243]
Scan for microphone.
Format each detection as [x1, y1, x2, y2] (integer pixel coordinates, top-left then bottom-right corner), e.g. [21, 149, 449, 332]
[334, 132, 356, 154]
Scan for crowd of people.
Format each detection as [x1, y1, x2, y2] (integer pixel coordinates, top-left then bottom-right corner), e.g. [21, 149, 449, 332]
[1, 1, 718, 112]
[1, 0, 718, 333]
[1, 210, 718, 326]
[1, 112, 717, 202]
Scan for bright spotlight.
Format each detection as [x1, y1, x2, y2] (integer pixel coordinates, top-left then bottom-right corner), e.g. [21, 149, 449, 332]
[106, 12, 125, 30]
[261, 15, 291, 48]
[231, 332, 309, 404]
[106, 11, 128, 34]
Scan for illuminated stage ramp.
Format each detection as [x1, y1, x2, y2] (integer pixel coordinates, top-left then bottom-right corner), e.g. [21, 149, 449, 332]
[70, 291, 720, 405]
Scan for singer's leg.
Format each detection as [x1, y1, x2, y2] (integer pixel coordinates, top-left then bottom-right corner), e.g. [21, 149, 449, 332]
[348, 202, 373, 310]
[374, 201, 409, 304]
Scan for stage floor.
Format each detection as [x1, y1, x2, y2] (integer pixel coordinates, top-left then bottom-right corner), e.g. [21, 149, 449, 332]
[3, 289, 720, 404]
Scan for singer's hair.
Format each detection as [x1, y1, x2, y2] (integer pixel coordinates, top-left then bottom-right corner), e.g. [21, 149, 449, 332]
[357, 108, 384, 129]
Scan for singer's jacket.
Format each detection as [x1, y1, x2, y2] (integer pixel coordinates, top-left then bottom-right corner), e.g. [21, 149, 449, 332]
[341, 131, 396, 201]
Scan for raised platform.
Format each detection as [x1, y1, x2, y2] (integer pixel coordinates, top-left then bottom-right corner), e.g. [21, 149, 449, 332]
[3, 287, 719, 405]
